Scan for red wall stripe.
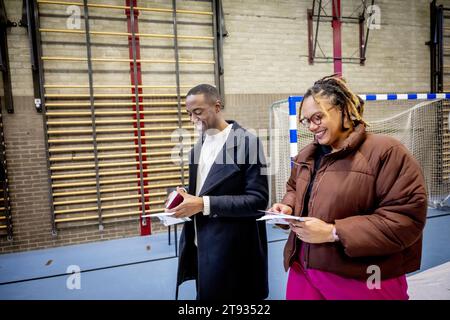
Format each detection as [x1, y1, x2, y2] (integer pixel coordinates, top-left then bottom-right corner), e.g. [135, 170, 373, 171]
[125, 0, 151, 235]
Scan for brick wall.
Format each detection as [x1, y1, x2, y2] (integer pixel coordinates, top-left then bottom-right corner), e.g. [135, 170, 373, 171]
[222, 0, 432, 95]
[0, 98, 143, 253]
[0, 0, 441, 253]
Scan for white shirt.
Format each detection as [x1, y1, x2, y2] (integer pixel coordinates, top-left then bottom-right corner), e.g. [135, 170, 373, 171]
[194, 124, 233, 246]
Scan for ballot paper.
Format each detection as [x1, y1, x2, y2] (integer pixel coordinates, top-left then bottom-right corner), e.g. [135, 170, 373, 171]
[159, 215, 191, 227]
[142, 212, 191, 226]
[256, 210, 306, 225]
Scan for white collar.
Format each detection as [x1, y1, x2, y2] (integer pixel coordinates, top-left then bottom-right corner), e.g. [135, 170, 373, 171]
[204, 123, 232, 142]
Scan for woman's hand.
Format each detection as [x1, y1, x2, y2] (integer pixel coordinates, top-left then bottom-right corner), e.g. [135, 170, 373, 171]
[269, 203, 293, 215]
[290, 217, 335, 244]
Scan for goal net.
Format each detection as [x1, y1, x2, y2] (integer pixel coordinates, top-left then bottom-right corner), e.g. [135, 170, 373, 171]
[269, 98, 449, 210]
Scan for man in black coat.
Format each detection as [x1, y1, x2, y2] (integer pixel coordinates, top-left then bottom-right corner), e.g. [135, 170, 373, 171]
[167, 84, 269, 300]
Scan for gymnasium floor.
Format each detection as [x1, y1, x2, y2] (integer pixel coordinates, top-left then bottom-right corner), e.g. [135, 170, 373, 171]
[0, 209, 449, 300]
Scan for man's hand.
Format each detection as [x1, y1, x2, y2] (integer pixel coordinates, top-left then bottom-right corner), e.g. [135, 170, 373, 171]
[289, 217, 335, 244]
[165, 187, 204, 218]
[269, 203, 293, 215]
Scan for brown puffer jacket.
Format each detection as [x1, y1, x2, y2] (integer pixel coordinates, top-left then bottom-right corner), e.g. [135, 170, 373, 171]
[281, 124, 427, 280]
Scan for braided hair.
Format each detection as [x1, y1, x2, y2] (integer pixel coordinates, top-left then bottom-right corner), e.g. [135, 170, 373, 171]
[300, 74, 368, 131]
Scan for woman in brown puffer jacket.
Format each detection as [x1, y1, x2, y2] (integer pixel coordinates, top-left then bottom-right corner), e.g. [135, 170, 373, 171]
[270, 75, 427, 300]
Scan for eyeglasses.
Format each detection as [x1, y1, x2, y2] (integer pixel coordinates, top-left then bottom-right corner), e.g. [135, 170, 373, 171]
[299, 107, 336, 128]
[299, 112, 325, 128]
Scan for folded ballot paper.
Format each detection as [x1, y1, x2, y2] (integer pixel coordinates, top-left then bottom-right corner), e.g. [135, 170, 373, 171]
[144, 212, 191, 227]
[256, 210, 306, 225]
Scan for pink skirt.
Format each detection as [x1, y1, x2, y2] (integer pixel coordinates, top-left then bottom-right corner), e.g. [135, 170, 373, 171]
[286, 244, 409, 300]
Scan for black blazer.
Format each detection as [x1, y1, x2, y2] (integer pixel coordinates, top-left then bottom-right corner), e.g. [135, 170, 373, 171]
[176, 121, 269, 300]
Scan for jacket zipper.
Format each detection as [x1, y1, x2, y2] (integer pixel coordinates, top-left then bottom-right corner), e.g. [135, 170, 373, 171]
[302, 155, 334, 269]
[288, 163, 312, 268]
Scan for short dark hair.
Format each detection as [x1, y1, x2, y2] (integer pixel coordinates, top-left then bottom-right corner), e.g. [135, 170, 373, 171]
[187, 84, 221, 105]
